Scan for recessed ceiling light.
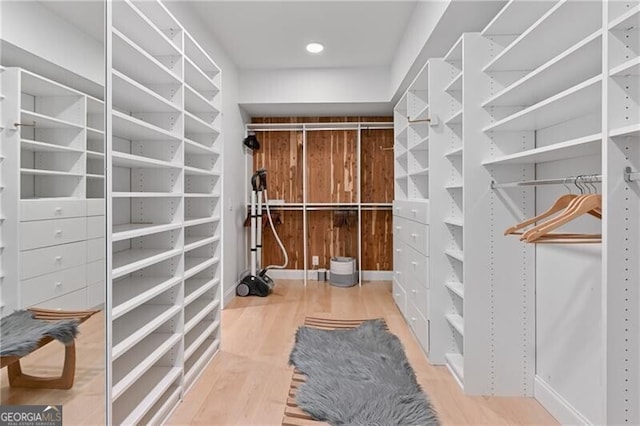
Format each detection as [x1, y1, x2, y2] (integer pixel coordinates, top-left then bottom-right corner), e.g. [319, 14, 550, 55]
[306, 42, 324, 54]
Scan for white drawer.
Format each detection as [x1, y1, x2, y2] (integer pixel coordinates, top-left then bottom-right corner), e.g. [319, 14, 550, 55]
[21, 199, 86, 222]
[87, 282, 104, 308]
[394, 216, 429, 256]
[21, 265, 86, 308]
[21, 217, 87, 250]
[392, 278, 407, 318]
[407, 301, 429, 353]
[21, 241, 87, 280]
[405, 278, 429, 319]
[36, 288, 87, 311]
[393, 238, 407, 286]
[87, 199, 104, 216]
[393, 200, 429, 224]
[406, 245, 429, 288]
[86, 260, 104, 285]
[87, 216, 104, 239]
[87, 238, 105, 262]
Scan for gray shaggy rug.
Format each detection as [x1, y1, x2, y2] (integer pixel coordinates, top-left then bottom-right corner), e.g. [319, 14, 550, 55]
[0, 310, 79, 357]
[289, 319, 439, 426]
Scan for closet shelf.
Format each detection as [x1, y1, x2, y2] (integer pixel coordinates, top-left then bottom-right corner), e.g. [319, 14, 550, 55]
[610, 57, 640, 77]
[609, 4, 640, 31]
[185, 111, 220, 135]
[117, 366, 182, 426]
[87, 151, 105, 160]
[113, 192, 182, 198]
[411, 104, 430, 122]
[184, 193, 221, 198]
[113, 222, 182, 242]
[21, 139, 83, 154]
[113, 0, 181, 58]
[446, 314, 464, 336]
[87, 128, 105, 139]
[445, 109, 463, 126]
[184, 216, 221, 227]
[185, 235, 220, 253]
[445, 281, 464, 299]
[136, 381, 181, 426]
[185, 256, 220, 279]
[445, 72, 463, 93]
[445, 249, 464, 262]
[112, 70, 180, 114]
[113, 151, 182, 170]
[20, 168, 83, 178]
[482, 0, 555, 37]
[444, 37, 463, 65]
[19, 110, 83, 130]
[113, 333, 181, 400]
[112, 110, 181, 143]
[185, 84, 220, 116]
[113, 276, 183, 320]
[113, 304, 181, 360]
[184, 165, 219, 177]
[483, 0, 601, 72]
[482, 30, 602, 108]
[445, 353, 464, 385]
[185, 320, 220, 361]
[483, 75, 602, 133]
[185, 278, 220, 306]
[610, 124, 640, 139]
[184, 138, 220, 155]
[112, 29, 181, 86]
[185, 33, 220, 79]
[395, 125, 408, 140]
[444, 217, 464, 227]
[184, 339, 219, 387]
[410, 137, 429, 152]
[445, 183, 463, 190]
[412, 167, 429, 177]
[86, 174, 105, 179]
[482, 133, 602, 165]
[19, 69, 83, 97]
[185, 56, 220, 95]
[444, 147, 463, 157]
[112, 248, 182, 279]
[185, 299, 220, 334]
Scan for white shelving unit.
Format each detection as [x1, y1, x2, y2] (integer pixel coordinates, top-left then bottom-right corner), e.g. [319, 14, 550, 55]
[108, 0, 222, 422]
[392, 61, 431, 356]
[0, 67, 105, 312]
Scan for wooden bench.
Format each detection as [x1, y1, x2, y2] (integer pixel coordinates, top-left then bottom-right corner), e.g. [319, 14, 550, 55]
[1, 308, 99, 390]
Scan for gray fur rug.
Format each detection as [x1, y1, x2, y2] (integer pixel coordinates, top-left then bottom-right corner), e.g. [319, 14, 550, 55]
[0, 310, 79, 357]
[289, 319, 439, 426]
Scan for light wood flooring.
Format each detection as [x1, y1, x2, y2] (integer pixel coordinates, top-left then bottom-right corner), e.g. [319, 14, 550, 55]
[0, 311, 106, 425]
[169, 280, 558, 425]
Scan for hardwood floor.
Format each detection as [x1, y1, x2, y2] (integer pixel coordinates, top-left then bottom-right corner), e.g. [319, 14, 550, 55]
[0, 311, 106, 425]
[169, 280, 557, 425]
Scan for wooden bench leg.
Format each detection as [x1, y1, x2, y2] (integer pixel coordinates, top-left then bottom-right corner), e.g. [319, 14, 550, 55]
[7, 342, 76, 390]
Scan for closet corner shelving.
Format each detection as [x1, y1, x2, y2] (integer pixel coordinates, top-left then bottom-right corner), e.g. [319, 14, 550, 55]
[108, 0, 222, 422]
[393, 60, 431, 357]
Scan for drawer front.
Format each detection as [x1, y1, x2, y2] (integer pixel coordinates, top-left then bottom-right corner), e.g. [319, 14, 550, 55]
[394, 216, 429, 256]
[87, 199, 105, 216]
[87, 216, 105, 239]
[407, 300, 430, 353]
[393, 200, 429, 224]
[392, 278, 407, 318]
[21, 200, 86, 222]
[86, 260, 104, 285]
[36, 288, 87, 311]
[405, 277, 429, 319]
[87, 238, 105, 263]
[21, 241, 87, 279]
[87, 282, 104, 308]
[406, 245, 429, 289]
[393, 238, 408, 286]
[21, 217, 87, 250]
[21, 265, 86, 307]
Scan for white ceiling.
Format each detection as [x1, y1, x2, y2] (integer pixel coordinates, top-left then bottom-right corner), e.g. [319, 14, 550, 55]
[41, 1, 104, 42]
[192, 1, 418, 69]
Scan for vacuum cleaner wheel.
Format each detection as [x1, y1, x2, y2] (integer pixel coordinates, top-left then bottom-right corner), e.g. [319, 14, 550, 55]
[236, 282, 250, 297]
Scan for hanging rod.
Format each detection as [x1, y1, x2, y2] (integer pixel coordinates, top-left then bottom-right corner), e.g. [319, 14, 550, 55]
[491, 174, 602, 189]
[380, 145, 394, 151]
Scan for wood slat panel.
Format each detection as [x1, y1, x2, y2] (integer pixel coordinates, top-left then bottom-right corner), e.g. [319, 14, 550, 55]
[306, 210, 358, 269]
[306, 130, 357, 204]
[253, 131, 303, 203]
[361, 210, 392, 271]
[361, 128, 394, 203]
[261, 210, 304, 269]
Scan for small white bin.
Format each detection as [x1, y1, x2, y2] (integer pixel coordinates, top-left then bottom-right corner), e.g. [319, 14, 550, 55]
[329, 257, 358, 287]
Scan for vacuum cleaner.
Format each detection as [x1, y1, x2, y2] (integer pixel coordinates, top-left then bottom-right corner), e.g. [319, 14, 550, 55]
[236, 168, 288, 297]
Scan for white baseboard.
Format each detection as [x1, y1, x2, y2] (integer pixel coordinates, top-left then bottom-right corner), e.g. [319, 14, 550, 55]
[534, 376, 591, 425]
[265, 269, 393, 281]
[223, 285, 236, 309]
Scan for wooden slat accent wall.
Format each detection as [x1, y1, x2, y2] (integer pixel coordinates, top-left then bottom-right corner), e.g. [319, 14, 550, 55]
[253, 131, 303, 203]
[361, 210, 392, 271]
[261, 210, 304, 269]
[361, 128, 394, 203]
[306, 130, 357, 204]
[307, 210, 358, 269]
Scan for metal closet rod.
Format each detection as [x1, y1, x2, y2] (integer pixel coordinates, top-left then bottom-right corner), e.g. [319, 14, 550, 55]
[491, 174, 603, 189]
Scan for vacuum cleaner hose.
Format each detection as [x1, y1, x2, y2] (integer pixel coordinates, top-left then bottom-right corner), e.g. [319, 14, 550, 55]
[263, 189, 289, 270]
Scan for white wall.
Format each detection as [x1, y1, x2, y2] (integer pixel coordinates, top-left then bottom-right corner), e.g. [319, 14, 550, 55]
[164, 1, 248, 307]
[0, 0, 103, 94]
